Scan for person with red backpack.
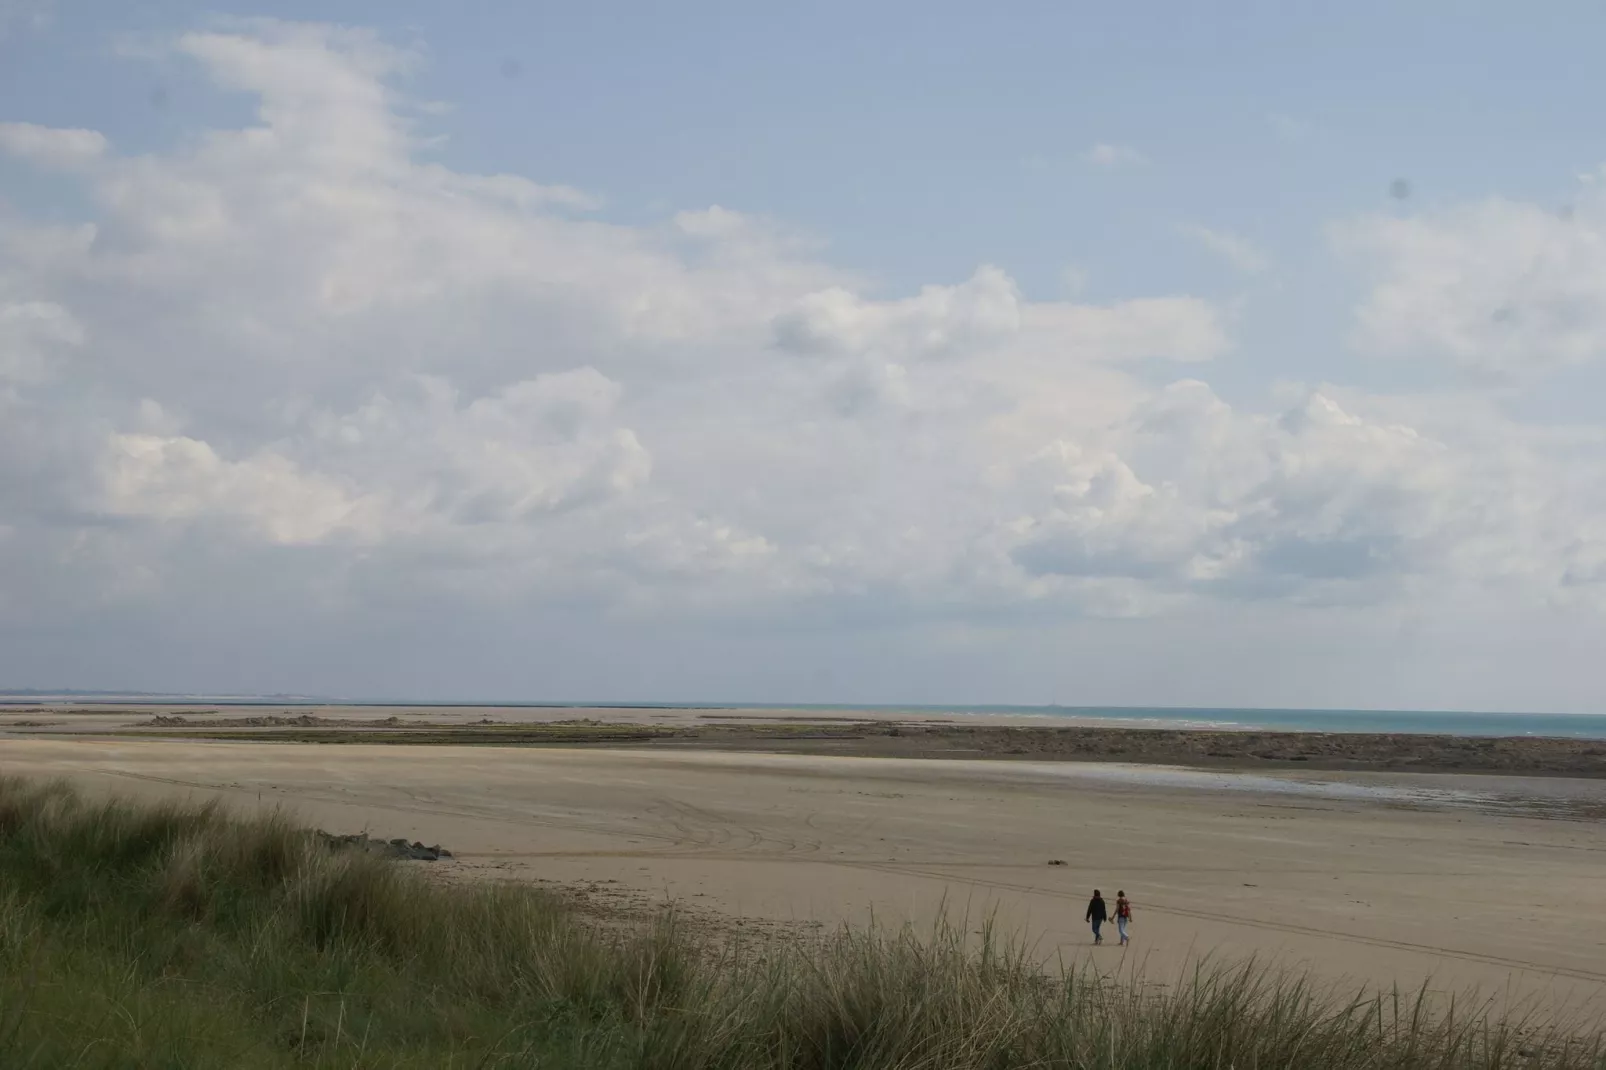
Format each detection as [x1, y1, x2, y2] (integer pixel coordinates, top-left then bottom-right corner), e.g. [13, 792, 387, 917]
[1114, 890, 1133, 946]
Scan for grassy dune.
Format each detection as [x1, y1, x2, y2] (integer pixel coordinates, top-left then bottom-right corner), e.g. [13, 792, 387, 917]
[0, 776, 1600, 1069]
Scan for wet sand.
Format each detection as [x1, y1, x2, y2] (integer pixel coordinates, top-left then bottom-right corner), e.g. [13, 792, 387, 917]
[2, 735, 1603, 1017]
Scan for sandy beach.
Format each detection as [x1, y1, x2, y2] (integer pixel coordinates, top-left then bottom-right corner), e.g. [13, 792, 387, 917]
[3, 727, 1603, 1018]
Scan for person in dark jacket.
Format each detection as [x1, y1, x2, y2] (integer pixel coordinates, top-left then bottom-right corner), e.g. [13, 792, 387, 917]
[1086, 889, 1108, 944]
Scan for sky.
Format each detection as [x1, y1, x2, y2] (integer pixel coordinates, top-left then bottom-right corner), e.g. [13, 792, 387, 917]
[4, 3, 1606, 710]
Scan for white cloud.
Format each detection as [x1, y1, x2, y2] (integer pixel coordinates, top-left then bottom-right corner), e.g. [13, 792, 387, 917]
[1182, 225, 1270, 274]
[0, 122, 106, 169]
[1084, 143, 1146, 168]
[97, 367, 656, 549]
[1338, 190, 1606, 373]
[101, 432, 381, 546]
[0, 300, 84, 382]
[772, 266, 1023, 359]
[773, 268, 1225, 368]
[305, 369, 652, 525]
[1001, 380, 1573, 605]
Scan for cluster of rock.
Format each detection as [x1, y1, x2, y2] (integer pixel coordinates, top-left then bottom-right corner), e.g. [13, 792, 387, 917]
[314, 830, 453, 861]
[147, 713, 328, 727]
[145, 713, 408, 728]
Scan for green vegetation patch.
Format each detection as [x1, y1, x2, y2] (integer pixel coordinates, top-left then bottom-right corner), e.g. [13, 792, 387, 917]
[124, 723, 682, 746]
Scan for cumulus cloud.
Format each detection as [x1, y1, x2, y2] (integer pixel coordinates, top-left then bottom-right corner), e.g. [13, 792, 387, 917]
[772, 269, 1226, 378]
[101, 432, 380, 546]
[0, 300, 84, 382]
[1010, 385, 1457, 596]
[304, 369, 652, 525]
[1338, 189, 1606, 373]
[0, 122, 106, 169]
[772, 267, 1023, 360]
[2, 18, 1604, 702]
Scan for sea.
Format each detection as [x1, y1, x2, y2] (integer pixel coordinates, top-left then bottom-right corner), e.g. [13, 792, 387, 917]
[518, 703, 1606, 739]
[709, 704, 1606, 739]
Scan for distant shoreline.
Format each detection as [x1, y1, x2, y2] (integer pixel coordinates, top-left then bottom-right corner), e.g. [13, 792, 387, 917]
[6, 705, 1604, 779]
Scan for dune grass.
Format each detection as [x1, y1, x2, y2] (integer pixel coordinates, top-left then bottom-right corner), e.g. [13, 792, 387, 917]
[0, 776, 1600, 1069]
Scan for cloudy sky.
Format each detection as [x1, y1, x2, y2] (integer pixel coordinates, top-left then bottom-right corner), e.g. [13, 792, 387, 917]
[4, 3, 1606, 710]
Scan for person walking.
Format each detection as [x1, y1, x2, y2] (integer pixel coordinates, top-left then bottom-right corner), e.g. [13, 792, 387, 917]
[1086, 889, 1108, 944]
[1114, 890, 1132, 946]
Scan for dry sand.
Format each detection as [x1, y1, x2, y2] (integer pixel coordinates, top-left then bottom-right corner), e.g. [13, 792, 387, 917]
[3, 735, 1604, 1017]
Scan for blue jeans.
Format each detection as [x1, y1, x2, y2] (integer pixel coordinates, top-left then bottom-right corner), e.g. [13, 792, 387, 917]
[1091, 918, 1103, 941]
[1117, 917, 1129, 943]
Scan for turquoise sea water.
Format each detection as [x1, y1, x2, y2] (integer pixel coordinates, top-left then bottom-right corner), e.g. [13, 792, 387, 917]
[610, 704, 1606, 739]
[1083, 707, 1604, 738]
